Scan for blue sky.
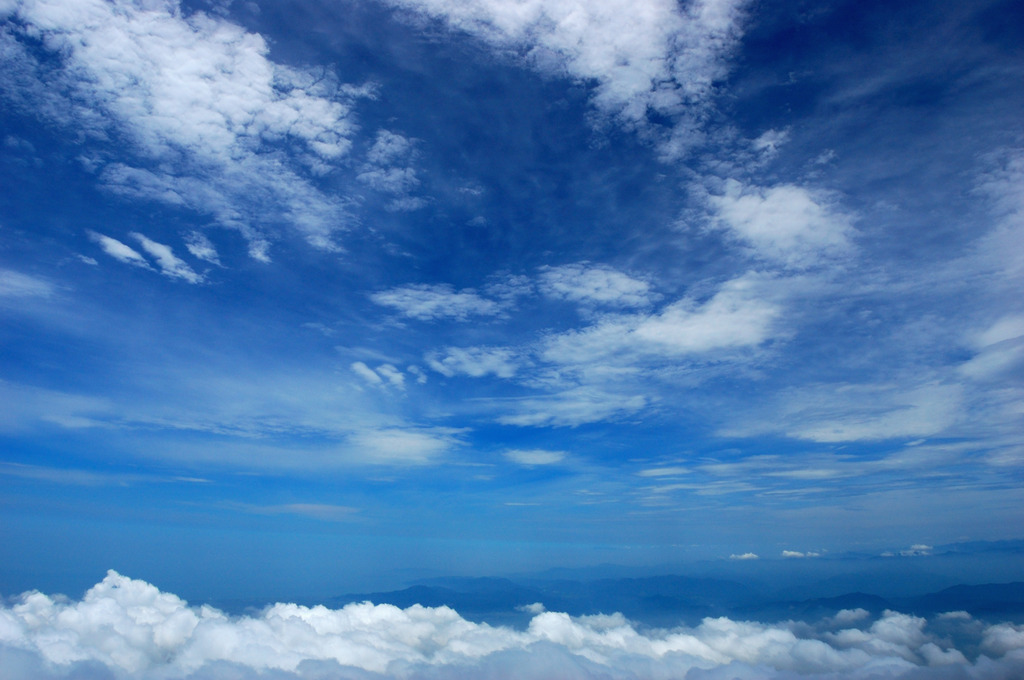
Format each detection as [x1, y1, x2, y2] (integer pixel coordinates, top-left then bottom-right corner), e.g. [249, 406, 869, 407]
[1, 0, 1023, 602]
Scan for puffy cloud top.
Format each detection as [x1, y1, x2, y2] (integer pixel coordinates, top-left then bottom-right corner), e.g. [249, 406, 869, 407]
[3, 572, 1024, 679]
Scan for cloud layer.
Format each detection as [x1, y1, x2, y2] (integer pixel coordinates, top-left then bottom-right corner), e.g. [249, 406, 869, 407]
[3, 572, 1024, 680]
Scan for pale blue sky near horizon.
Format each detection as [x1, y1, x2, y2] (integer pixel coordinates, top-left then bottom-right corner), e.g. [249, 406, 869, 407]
[1, 0, 1023, 603]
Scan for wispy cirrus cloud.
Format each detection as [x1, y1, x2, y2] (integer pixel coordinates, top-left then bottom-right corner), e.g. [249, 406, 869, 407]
[958, 314, 1024, 382]
[130, 233, 203, 283]
[0, 269, 54, 299]
[351, 361, 408, 389]
[497, 387, 647, 427]
[504, 448, 566, 465]
[347, 426, 461, 466]
[183, 231, 221, 266]
[240, 503, 360, 522]
[88, 231, 151, 269]
[87, 231, 203, 282]
[722, 381, 965, 443]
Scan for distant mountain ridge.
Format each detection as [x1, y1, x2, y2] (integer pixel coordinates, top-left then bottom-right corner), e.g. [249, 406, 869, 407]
[332, 577, 1024, 627]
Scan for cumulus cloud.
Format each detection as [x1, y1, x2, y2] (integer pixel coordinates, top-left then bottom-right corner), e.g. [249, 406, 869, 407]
[542, 272, 782, 364]
[539, 262, 654, 308]
[730, 552, 759, 560]
[707, 180, 855, 269]
[5, 573, 1023, 680]
[385, 0, 748, 157]
[2, 0, 358, 256]
[370, 284, 504, 321]
[426, 346, 519, 378]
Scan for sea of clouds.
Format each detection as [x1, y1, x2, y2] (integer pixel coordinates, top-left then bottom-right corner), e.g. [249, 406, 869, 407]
[2, 571, 1024, 679]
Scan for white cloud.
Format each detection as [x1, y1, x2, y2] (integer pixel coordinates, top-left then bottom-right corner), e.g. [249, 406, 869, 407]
[729, 552, 759, 560]
[504, 448, 565, 465]
[5, 572, 1022, 680]
[539, 262, 654, 307]
[900, 544, 933, 557]
[983, 622, 1024, 656]
[184, 231, 221, 265]
[351, 361, 384, 386]
[385, 0, 747, 157]
[131, 232, 203, 283]
[974, 315, 1024, 347]
[88, 230, 152, 269]
[0, 269, 54, 298]
[0, 379, 114, 431]
[752, 128, 789, 155]
[636, 466, 690, 477]
[366, 129, 414, 165]
[347, 427, 459, 465]
[781, 550, 820, 558]
[245, 503, 359, 522]
[370, 283, 503, 320]
[375, 363, 406, 389]
[0, 461, 176, 486]
[356, 130, 425, 210]
[726, 381, 964, 443]
[973, 148, 1024, 282]
[350, 361, 408, 391]
[427, 346, 519, 378]
[959, 315, 1024, 381]
[357, 166, 420, 194]
[831, 608, 871, 625]
[497, 387, 647, 427]
[708, 180, 855, 269]
[542, 272, 782, 364]
[4, 0, 358, 256]
[632, 273, 781, 352]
